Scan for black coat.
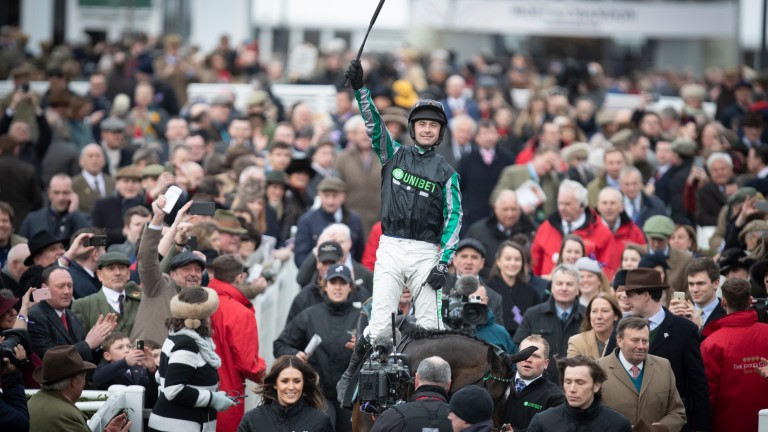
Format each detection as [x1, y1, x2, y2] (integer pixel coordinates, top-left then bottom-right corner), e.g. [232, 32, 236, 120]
[636, 192, 667, 229]
[67, 260, 101, 299]
[91, 194, 148, 245]
[668, 159, 694, 225]
[695, 182, 727, 226]
[295, 253, 374, 293]
[486, 277, 546, 337]
[285, 282, 371, 324]
[0, 154, 43, 231]
[371, 385, 452, 432]
[527, 397, 631, 432]
[18, 207, 90, 241]
[605, 308, 711, 431]
[28, 301, 93, 361]
[0, 111, 52, 183]
[504, 376, 565, 432]
[457, 147, 516, 231]
[273, 299, 360, 400]
[465, 212, 537, 279]
[237, 399, 333, 432]
[513, 298, 586, 383]
[93, 359, 159, 407]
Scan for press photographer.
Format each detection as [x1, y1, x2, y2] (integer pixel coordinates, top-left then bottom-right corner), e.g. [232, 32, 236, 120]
[0, 293, 30, 432]
[443, 276, 516, 352]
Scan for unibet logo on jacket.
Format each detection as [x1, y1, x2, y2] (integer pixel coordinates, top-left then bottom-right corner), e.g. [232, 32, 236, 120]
[392, 167, 437, 194]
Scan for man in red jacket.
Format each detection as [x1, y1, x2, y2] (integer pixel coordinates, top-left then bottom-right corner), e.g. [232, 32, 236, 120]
[531, 179, 616, 277]
[208, 255, 268, 432]
[597, 186, 646, 274]
[701, 278, 768, 432]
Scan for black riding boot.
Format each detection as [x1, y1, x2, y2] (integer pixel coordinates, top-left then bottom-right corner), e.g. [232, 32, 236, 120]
[337, 334, 372, 408]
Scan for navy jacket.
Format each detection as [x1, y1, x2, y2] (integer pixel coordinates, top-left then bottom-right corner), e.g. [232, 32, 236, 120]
[292, 206, 365, 267]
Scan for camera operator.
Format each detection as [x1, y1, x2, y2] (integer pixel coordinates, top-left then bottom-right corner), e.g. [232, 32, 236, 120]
[0, 337, 29, 432]
[443, 275, 515, 353]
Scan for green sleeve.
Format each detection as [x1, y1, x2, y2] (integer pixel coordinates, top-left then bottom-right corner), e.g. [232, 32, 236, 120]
[355, 86, 399, 164]
[439, 172, 463, 263]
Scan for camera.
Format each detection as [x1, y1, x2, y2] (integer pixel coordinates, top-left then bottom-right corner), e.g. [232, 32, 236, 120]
[0, 329, 32, 368]
[358, 353, 411, 412]
[19, 83, 29, 93]
[442, 292, 488, 329]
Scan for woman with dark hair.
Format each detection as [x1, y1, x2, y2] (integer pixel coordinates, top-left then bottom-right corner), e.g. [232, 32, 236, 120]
[238, 355, 333, 432]
[669, 224, 700, 257]
[148, 287, 235, 431]
[620, 243, 645, 270]
[273, 264, 358, 431]
[556, 234, 586, 267]
[487, 241, 546, 337]
[567, 293, 622, 359]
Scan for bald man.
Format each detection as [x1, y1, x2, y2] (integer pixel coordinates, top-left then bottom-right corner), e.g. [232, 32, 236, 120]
[72, 144, 115, 214]
[2, 242, 29, 299]
[597, 186, 646, 271]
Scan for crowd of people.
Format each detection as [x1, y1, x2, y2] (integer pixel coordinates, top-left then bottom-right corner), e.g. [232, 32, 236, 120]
[0, 24, 767, 432]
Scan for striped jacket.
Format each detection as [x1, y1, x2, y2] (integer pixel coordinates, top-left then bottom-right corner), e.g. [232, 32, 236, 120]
[148, 333, 219, 431]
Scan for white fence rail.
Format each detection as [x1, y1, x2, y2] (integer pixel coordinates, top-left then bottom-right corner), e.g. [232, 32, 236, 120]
[760, 409, 768, 432]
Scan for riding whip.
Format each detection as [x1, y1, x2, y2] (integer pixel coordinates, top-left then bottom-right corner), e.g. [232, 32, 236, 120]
[344, 0, 387, 88]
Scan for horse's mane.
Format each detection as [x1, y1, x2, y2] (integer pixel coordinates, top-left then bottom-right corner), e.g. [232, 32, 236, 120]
[406, 329, 493, 348]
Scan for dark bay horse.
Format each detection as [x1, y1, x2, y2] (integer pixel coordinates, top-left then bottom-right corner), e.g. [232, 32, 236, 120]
[352, 330, 532, 432]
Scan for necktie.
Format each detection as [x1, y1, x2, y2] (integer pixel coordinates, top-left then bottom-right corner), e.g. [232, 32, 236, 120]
[60, 312, 69, 333]
[630, 365, 640, 379]
[96, 176, 105, 197]
[481, 149, 494, 165]
[118, 294, 125, 315]
[629, 201, 639, 224]
[515, 378, 526, 395]
[560, 311, 569, 324]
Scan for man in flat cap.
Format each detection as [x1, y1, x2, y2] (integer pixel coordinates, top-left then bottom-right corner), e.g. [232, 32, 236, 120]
[643, 215, 693, 294]
[73, 252, 141, 336]
[99, 116, 133, 177]
[666, 138, 696, 224]
[132, 196, 203, 344]
[92, 164, 148, 245]
[607, 268, 710, 432]
[293, 176, 365, 267]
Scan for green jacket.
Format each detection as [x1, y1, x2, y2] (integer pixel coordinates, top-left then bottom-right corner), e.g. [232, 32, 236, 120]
[72, 282, 141, 336]
[29, 389, 90, 432]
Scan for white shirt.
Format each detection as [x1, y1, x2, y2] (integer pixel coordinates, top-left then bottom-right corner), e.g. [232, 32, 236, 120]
[624, 195, 642, 218]
[619, 350, 644, 375]
[102, 286, 125, 314]
[515, 372, 543, 387]
[646, 307, 666, 332]
[758, 166, 768, 179]
[81, 170, 106, 196]
[562, 212, 586, 234]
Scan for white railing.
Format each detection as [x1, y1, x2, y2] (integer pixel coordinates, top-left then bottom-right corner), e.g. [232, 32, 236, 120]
[25, 385, 145, 432]
[760, 409, 768, 432]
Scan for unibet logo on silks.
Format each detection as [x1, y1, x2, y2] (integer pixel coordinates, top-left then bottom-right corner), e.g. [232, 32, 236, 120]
[392, 167, 437, 193]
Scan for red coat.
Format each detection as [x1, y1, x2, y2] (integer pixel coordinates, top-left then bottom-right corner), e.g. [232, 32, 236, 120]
[531, 208, 616, 277]
[361, 221, 382, 271]
[700, 310, 768, 432]
[605, 213, 647, 274]
[209, 278, 267, 432]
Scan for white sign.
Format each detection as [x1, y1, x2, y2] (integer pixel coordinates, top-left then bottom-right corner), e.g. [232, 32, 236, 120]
[412, 1, 737, 39]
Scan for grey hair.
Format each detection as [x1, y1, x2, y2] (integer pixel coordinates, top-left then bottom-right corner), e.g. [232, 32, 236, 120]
[558, 179, 588, 207]
[416, 356, 451, 385]
[706, 152, 733, 171]
[552, 263, 580, 283]
[619, 166, 643, 181]
[617, 316, 649, 338]
[449, 114, 478, 135]
[343, 115, 365, 133]
[321, 223, 351, 241]
[41, 373, 84, 391]
[598, 186, 622, 203]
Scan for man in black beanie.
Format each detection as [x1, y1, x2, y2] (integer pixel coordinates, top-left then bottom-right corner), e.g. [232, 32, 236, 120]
[448, 385, 494, 431]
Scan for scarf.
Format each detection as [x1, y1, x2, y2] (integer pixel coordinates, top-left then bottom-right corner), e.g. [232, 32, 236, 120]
[170, 328, 222, 368]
